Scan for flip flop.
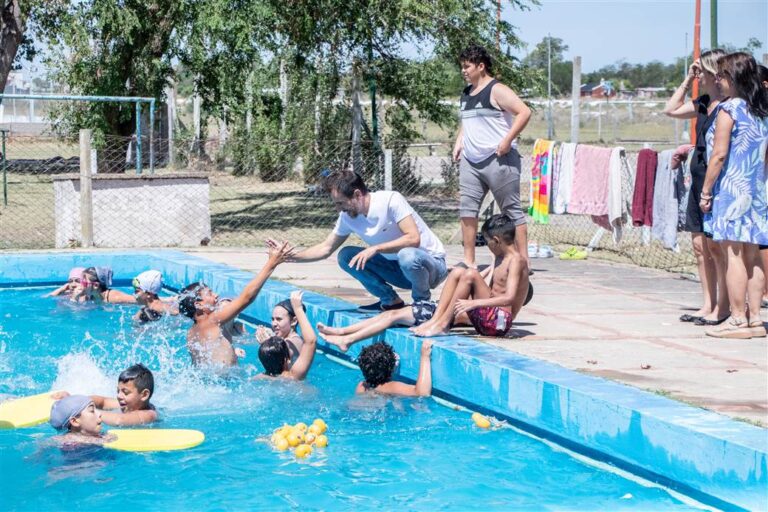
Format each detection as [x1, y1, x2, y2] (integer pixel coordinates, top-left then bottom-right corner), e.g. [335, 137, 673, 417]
[694, 316, 729, 326]
[560, 247, 588, 260]
[679, 314, 702, 323]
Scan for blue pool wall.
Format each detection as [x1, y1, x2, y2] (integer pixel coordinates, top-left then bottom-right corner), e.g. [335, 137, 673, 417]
[1, 250, 766, 511]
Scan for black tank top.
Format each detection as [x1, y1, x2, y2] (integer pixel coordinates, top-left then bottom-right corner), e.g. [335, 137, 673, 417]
[460, 79, 501, 112]
[691, 95, 717, 178]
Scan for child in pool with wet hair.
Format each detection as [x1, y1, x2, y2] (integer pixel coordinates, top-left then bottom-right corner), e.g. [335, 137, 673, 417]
[132, 270, 178, 322]
[49, 395, 114, 446]
[71, 267, 137, 304]
[356, 340, 433, 397]
[255, 291, 314, 361]
[52, 364, 158, 426]
[257, 291, 317, 380]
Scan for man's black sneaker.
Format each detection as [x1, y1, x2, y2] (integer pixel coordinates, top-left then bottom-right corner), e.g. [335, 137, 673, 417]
[357, 301, 407, 312]
[381, 301, 407, 311]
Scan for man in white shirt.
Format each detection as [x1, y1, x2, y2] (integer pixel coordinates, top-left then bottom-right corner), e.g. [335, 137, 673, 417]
[279, 171, 448, 311]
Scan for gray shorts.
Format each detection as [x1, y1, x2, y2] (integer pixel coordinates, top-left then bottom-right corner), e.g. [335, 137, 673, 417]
[459, 149, 525, 225]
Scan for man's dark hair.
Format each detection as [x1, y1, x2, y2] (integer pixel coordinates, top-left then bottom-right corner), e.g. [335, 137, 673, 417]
[119, 363, 154, 398]
[323, 170, 368, 198]
[758, 64, 768, 86]
[481, 214, 516, 244]
[178, 282, 204, 319]
[259, 336, 290, 376]
[358, 342, 397, 388]
[459, 44, 493, 74]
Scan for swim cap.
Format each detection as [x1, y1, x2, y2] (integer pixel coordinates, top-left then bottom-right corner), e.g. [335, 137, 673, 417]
[68, 267, 85, 281]
[94, 267, 113, 287]
[50, 395, 92, 431]
[133, 270, 163, 295]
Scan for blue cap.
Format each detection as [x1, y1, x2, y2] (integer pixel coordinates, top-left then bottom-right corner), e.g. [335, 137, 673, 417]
[50, 395, 92, 431]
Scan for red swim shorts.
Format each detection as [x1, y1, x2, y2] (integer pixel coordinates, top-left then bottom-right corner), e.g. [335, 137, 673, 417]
[467, 306, 513, 337]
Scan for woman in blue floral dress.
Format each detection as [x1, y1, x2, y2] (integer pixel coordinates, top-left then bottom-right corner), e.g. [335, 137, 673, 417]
[701, 52, 768, 339]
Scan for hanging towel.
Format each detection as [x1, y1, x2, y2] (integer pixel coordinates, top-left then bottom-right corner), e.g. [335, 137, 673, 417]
[631, 149, 658, 226]
[607, 147, 631, 243]
[567, 144, 613, 216]
[548, 142, 561, 214]
[529, 139, 554, 224]
[651, 149, 678, 249]
[672, 145, 695, 231]
[553, 142, 576, 214]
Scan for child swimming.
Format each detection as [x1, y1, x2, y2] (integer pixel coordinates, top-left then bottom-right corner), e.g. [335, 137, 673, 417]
[51, 364, 158, 426]
[49, 395, 114, 447]
[132, 270, 178, 322]
[255, 292, 314, 361]
[179, 241, 293, 369]
[46, 267, 85, 298]
[356, 340, 433, 397]
[257, 291, 317, 381]
[71, 267, 137, 305]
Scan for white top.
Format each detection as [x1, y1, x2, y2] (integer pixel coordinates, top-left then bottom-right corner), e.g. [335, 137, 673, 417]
[333, 191, 446, 260]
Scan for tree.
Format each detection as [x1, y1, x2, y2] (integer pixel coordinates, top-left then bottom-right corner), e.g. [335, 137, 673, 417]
[0, 1, 45, 94]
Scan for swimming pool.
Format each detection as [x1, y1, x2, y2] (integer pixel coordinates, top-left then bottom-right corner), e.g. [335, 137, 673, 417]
[0, 251, 765, 511]
[0, 286, 703, 510]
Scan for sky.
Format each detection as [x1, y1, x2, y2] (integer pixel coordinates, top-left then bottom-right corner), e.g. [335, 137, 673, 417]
[507, 0, 768, 72]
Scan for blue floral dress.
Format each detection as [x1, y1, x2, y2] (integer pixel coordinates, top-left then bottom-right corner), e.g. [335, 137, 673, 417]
[703, 98, 768, 244]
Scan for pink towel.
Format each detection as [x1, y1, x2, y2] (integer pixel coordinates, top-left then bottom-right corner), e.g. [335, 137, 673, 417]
[567, 145, 613, 216]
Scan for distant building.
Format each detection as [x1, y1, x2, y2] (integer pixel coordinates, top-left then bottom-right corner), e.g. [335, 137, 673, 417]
[635, 87, 668, 99]
[580, 79, 617, 98]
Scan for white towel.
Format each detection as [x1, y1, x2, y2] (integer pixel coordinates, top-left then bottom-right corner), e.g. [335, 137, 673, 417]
[607, 147, 630, 244]
[651, 149, 678, 249]
[552, 142, 577, 214]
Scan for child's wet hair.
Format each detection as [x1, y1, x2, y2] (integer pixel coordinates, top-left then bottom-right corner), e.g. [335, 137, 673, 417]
[178, 282, 204, 319]
[259, 336, 290, 376]
[119, 363, 154, 398]
[358, 342, 397, 388]
[481, 214, 516, 244]
[82, 267, 107, 291]
[273, 299, 306, 319]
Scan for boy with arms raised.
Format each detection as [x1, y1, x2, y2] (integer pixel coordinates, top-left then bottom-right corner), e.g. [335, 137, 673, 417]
[258, 291, 318, 381]
[356, 340, 433, 397]
[132, 270, 178, 322]
[412, 214, 528, 337]
[52, 364, 158, 426]
[179, 242, 293, 369]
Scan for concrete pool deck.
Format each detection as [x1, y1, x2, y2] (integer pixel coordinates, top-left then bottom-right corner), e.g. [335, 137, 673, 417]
[185, 245, 768, 428]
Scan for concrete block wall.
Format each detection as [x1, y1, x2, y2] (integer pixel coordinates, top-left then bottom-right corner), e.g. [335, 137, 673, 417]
[52, 174, 211, 248]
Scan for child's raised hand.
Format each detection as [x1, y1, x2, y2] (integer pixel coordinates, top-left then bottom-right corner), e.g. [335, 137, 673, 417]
[267, 241, 295, 265]
[421, 340, 433, 357]
[255, 325, 273, 343]
[50, 391, 70, 400]
[290, 290, 303, 307]
[235, 347, 246, 358]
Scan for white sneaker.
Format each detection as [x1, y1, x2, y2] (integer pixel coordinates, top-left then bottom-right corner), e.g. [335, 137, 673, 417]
[528, 242, 539, 258]
[537, 245, 554, 258]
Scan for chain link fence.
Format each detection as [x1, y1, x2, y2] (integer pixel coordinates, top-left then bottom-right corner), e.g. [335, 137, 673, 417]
[0, 132, 695, 273]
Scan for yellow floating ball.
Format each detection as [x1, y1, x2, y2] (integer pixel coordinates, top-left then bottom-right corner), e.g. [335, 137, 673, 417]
[305, 433, 317, 444]
[294, 422, 308, 432]
[271, 433, 285, 445]
[314, 435, 328, 448]
[471, 412, 491, 429]
[295, 444, 313, 458]
[275, 437, 290, 451]
[312, 419, 327, 434]
[308, 424, 322, 436]
[286, 433, 301, 447]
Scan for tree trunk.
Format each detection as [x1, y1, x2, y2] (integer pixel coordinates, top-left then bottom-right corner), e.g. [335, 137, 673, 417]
[0, 0, 24, 95]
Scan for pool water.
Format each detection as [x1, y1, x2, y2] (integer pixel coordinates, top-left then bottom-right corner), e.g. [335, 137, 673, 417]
[0, 287, 704, 510]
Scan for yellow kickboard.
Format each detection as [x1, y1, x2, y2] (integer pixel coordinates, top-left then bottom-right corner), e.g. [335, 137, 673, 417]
[105, 429, 205, 452]
[0, 391, 56, 429]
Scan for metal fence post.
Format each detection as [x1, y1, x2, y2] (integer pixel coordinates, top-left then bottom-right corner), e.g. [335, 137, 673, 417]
[384, 148, 393, 191]
[1, 129, 7, 206]
[135, 102, 142, 174]
[80, 129, 94, 247]
[570, 56, 581, 144]
[149, 99, 155, 174]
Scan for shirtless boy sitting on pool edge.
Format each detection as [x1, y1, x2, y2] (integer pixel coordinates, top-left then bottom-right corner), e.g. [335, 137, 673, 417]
[411, 214, 529, 337]
[179, 242, 293, 369]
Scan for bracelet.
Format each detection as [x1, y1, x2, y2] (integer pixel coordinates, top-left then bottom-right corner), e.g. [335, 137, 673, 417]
[700, 192, 713, 199]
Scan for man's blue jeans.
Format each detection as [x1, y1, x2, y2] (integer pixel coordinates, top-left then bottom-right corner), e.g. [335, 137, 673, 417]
[337, 246, 448, 304]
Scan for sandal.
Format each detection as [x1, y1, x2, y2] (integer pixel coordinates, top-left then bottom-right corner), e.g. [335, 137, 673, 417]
[705, 317, 752, 339]
[748, 321, 767, 338]
[694, 316, 728, 326]
[679, 314, 703, 323]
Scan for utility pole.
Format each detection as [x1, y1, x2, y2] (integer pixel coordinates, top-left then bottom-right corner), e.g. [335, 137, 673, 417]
[570, 56, 581, 144]
[547, 34, 554, 139]
[691, 0, 702, 145]
[710, 0, 718, 48]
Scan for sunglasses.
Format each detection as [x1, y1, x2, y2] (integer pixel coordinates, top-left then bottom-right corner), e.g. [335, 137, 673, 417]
[79, 278, 99, 288]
